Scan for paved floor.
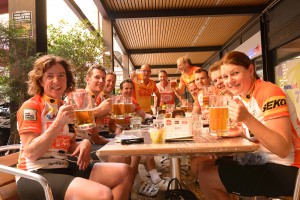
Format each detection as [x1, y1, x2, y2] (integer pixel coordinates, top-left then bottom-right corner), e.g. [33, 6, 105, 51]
[130, 156, 206, 200]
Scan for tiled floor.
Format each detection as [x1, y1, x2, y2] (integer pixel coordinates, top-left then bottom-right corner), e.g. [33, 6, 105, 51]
[130, 156, 206, 200]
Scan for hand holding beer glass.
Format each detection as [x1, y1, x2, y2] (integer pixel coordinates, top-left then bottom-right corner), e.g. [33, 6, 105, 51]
[209, 95, 230, 137]
[72, 91, 96, 130]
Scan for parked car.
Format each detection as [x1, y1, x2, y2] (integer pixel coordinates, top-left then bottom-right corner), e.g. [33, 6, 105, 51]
[0, 102, 10, 146]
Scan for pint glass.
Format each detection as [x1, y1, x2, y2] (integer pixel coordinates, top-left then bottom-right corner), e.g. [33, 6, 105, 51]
[136, 69, 144, 83]
[202, 85, 216, 107]
[209, 95, 229, 137]
[72, 91, 96, 130]
[170, 77, 178, 90]
[111, 95, 124, 119]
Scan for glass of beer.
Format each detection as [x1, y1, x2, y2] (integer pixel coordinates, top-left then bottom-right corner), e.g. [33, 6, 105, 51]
[111, 95, 124, 119]
[124, 97, 133, 116]
[72, 91, 96, 130]
[136, 69, 144, 83]
[181, 99, 190, 113]
[170, 77, 178, 90]
[165, 104, 175, 118]
[209, 95, 230, 137]
[202, 85, 216, 107]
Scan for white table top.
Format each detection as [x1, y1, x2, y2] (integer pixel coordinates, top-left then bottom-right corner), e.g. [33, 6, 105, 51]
[97, 129, 260, 157]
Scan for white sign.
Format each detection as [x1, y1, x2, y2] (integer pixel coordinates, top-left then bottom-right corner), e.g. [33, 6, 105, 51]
[164, 117, 193, 139]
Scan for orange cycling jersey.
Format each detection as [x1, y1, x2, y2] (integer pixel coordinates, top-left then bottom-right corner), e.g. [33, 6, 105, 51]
[240, 79, 298, 166]
[17, 95, 73, 171]
[132, 79, 159, 113]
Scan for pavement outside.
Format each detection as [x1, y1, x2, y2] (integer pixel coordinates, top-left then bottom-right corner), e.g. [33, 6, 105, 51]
[130, 156, 206, 200]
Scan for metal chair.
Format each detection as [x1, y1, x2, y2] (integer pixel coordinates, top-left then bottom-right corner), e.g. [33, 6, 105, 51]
[0, 144, 53, 200]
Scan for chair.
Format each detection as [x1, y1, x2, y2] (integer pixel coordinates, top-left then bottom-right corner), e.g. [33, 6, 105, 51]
[0, 144, 53, 200]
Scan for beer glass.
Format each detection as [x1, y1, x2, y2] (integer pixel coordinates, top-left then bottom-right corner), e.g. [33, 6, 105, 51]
[136, 69, 144, 83]
[72, 91, 96, 130]
[209, 95, 230, 137]
[165, 104, 175, 118]
[202, 85, 216, 107]
[181, 99, 190, 113]
[111, 95, 124, 119]
[124, 97, 133, 116]
[170, 77, 178, 90]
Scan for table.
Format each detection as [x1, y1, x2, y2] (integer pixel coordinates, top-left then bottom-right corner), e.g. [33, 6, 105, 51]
[97, 129, 260, 185]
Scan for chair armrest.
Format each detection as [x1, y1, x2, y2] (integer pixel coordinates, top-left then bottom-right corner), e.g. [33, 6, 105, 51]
[0, 144, 20, 152]
[0, 144, 53, 200]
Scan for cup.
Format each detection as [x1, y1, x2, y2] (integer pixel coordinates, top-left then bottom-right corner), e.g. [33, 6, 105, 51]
[111, 95, 125, 118]
[181, 99, 191, 113]
[165, 104, 175, 118]
[149, 127, 165, 144]
[170, 77, 178, 90]
[124, 97, 133, 116]
[136, 69, 144, 83]
[192, 114, 202, 142]
[72, 91, 96, 130]
[202, 85, 216, 107]
[130, 116, 142, 130]
[209, 95, 230, 137]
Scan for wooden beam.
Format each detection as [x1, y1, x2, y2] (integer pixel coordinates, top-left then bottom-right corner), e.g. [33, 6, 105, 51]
[110, 6, 265, 20]
[128, 46, 221, 54]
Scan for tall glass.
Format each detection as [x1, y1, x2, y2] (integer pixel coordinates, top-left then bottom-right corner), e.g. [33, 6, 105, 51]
[136, 69, 144, 83]
[72, 91, 96, 130]
[111, 95, 124, 119]
[202, 85, 216, 107]
[181, 99, 191, 113]
[209, 95, 230, 137]
[124, 97, 133, 116]
[170, 77, 178, 90]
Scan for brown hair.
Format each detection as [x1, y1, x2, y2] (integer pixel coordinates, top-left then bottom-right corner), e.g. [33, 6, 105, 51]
[221, 51, 260, 79]
[120, 79, 134, 90]
[106, 71, 117, 79]
[208, 60, 222, 77]
[27, 55, 76, 96]
[86, 64, 106, 78]
[158, 70, 167, 77]
[195, 68, 209, 78]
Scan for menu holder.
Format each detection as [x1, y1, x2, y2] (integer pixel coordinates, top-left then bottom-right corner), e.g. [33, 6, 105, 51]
[164, 117, 193, 141]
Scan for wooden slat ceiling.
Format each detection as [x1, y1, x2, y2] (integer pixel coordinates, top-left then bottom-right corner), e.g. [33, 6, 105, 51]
[94, 0, 273, 79]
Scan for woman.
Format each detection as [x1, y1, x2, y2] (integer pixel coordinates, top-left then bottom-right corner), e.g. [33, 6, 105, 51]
[16, 55, 133, 200]
[196, 51, 299, 199]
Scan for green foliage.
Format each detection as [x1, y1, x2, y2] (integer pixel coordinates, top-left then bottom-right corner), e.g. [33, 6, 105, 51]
[0, 20, 38, 144]
[0, 20, 37, 107]
[47, 20, 110, 88]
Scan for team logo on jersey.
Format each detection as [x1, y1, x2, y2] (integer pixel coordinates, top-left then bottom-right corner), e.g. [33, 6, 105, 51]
[24, 109, 37, 121]
[262, 97, 287, 112]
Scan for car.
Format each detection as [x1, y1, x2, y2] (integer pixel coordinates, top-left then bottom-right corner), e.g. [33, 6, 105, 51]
[0, 102, 10, 145]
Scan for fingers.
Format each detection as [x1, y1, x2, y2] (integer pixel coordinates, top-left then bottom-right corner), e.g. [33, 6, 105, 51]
[77, 147, 91, 170]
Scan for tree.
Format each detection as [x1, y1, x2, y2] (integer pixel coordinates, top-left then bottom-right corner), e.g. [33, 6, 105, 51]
[48, 20, 110, 88]
[0, 20, 38, 144]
